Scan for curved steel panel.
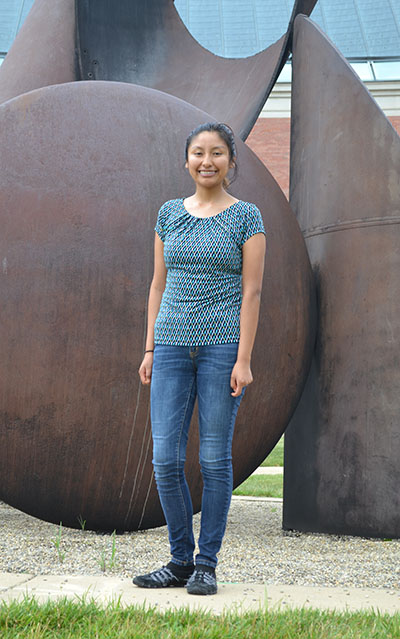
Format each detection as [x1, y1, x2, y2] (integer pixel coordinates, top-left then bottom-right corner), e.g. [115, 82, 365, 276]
[75, 0, 317, 139]
[0, 81, 315, 531]
[284, 16, 400, 538]
[0, 0, 75, 105]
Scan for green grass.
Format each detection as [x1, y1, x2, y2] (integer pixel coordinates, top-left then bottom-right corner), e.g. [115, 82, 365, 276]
[0, 598, 399, 639]
[233, 437, 284, 497]
[233, 474, 283, 498]
[261, 437, 284, 467]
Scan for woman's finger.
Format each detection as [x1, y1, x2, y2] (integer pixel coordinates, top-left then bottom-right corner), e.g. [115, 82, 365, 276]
[139, 363, 151, 385]
[231, 377, 243, 397]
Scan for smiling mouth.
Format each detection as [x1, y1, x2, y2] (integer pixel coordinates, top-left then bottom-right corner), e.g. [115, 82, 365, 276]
[199, 170, 217, 175]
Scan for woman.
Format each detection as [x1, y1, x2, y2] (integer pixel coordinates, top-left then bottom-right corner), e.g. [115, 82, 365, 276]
[133, 122, 266, 595]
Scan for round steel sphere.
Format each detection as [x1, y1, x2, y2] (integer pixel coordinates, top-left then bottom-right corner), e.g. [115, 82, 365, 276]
[0, 81, 315, 530]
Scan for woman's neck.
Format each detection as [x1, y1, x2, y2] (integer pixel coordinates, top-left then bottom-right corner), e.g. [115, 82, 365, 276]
[184, 187, 239, 218]
[193, 184, 227, 204]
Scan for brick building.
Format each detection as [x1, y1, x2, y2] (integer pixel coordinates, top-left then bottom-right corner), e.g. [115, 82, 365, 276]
[247, 80, 400, 198]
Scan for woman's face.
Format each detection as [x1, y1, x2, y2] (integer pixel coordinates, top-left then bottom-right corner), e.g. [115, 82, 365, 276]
[185, 131, 234, 189]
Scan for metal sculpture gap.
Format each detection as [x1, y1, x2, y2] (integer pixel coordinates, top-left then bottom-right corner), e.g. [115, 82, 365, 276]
[284, 15, 400, 539]
[75, 0, 317, 140]
[0, 0, 317, 137]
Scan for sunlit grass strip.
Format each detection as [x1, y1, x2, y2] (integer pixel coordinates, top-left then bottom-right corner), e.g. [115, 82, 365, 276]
[0, 597, 399, 639]
[233, 474, 283, 498]
[261, 437, 284, 467]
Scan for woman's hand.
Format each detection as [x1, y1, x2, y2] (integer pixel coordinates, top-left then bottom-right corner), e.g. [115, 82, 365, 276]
[230, 360, 253, 397]
[138, 352, 154, 385]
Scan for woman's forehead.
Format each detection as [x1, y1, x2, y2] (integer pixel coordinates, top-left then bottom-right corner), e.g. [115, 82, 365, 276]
[189, 130, 228, 147]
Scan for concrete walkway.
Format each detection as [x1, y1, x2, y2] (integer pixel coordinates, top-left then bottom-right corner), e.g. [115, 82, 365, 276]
[1, 572, 399, 614]
[252, 466, 283, 475]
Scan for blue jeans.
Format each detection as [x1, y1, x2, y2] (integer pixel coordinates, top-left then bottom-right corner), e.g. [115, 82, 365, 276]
[150, 344, 244, 568]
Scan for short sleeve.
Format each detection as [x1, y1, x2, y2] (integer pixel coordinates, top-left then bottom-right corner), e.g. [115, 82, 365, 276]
[241, 203, 265, 246]
[154, 202, 168, 241]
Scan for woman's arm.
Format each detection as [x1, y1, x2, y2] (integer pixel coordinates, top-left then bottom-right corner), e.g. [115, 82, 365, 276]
[230, 232, 266, 397]
[138, 233, 167, 385]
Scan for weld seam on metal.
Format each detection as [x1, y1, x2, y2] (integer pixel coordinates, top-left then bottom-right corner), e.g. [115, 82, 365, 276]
[302, 216, 400, 238]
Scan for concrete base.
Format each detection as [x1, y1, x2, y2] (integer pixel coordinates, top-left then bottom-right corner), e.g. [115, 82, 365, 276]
[0, 573, 399, 614]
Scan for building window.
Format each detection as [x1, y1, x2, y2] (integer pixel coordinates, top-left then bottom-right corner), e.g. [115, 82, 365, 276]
[350, 61, 375, 81]
[372, 60, 400, 81]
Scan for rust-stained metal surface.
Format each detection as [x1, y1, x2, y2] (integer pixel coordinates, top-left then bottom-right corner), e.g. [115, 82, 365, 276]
[0, 0, 75, 105]
[75, 0, 317, 140]
[284, 16, 400, 538]
[0, 81, 315, 531]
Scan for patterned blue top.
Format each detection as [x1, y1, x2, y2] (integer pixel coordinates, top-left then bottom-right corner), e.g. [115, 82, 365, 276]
[154, 198, 265, 346]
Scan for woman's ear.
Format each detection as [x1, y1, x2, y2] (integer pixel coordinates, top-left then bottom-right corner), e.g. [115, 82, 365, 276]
[185, 161, 188, 169]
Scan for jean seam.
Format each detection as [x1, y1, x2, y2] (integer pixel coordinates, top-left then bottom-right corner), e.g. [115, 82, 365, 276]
[196, 358, 242, 567]
[174, 375, 196, 564]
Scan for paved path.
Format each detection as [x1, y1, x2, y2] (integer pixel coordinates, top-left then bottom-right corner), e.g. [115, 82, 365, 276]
[1, 572, 399, 614]
[252, 466, 283, 475]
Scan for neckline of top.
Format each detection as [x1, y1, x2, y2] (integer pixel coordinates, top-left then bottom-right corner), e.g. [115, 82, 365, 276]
[181, 198, 241, 219]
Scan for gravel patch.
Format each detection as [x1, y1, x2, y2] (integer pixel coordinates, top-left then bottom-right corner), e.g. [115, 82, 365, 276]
[0, 499, 399, 589]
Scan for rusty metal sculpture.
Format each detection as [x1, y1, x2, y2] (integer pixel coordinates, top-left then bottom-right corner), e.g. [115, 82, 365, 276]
[284, 16, 400, 538]
[6, 0, 397, 540]
[0, 79, 315, 531]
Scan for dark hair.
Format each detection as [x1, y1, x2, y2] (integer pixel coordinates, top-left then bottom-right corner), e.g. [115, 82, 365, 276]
[185, 122, 238, 187]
